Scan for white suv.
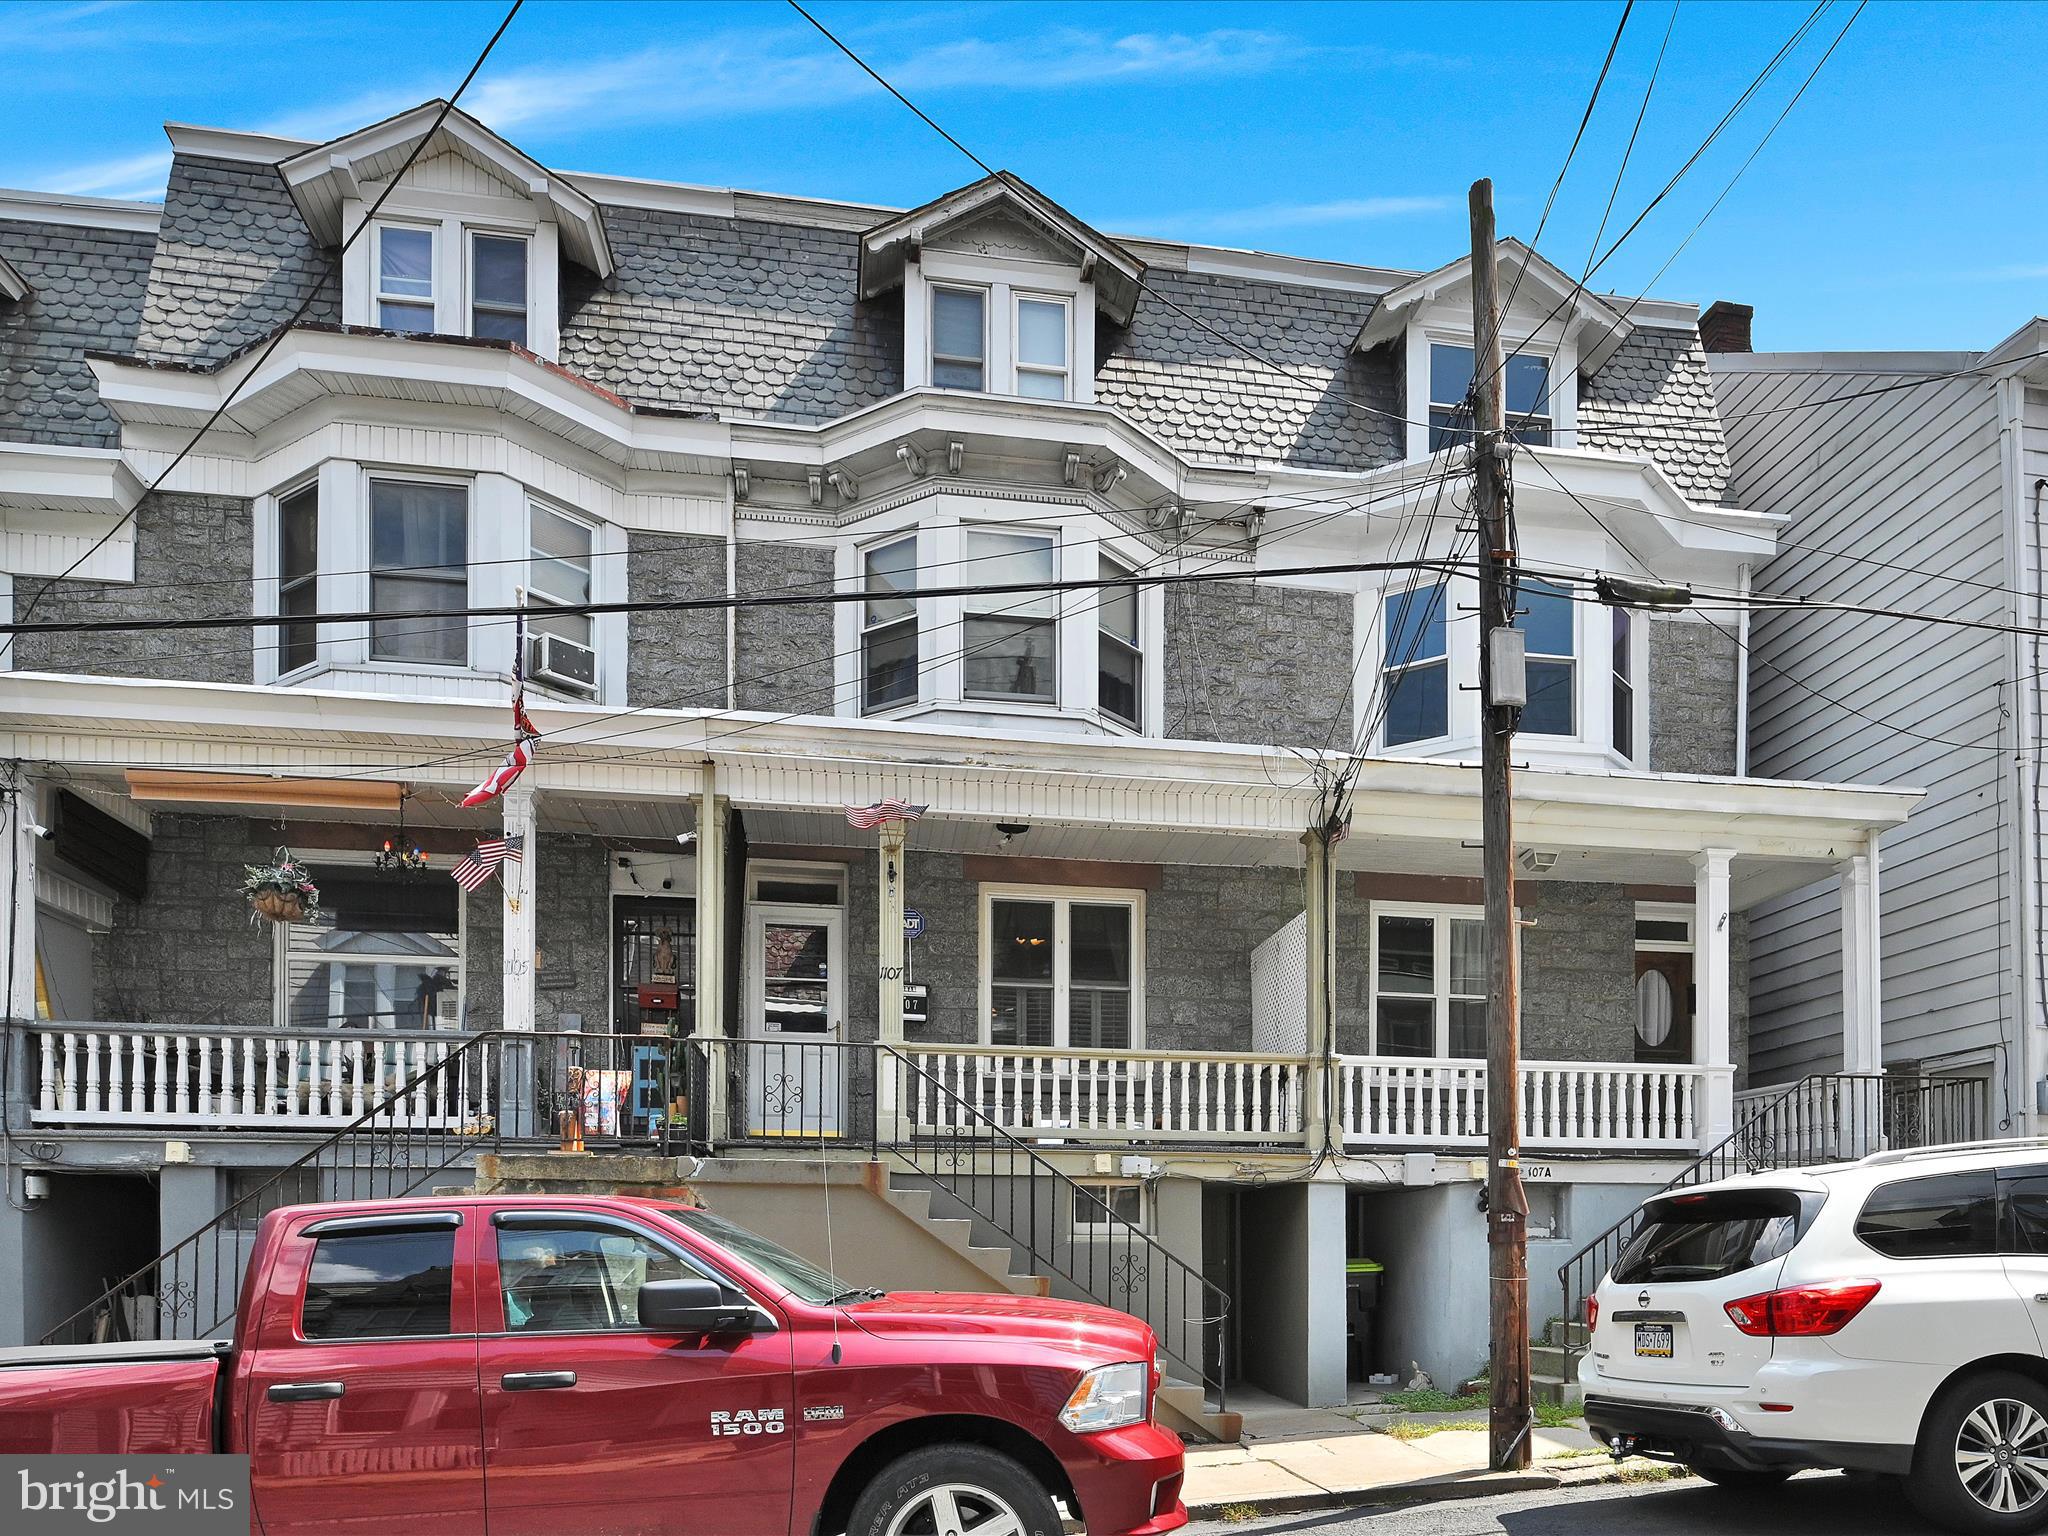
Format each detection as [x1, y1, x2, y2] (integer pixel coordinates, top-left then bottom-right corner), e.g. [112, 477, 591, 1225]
[1583, 1141, 2048, 1534]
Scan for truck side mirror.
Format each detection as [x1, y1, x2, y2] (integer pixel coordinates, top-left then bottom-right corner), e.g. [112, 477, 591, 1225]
[638, 1277, 761, 1334]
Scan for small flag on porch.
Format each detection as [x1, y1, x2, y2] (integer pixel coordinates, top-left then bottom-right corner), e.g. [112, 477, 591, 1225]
[450, 834, 524, 892]
[845, 799, 927, 830]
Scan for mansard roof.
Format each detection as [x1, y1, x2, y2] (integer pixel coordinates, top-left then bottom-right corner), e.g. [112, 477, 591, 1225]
[858, 172, 1146, 325]
[277, 100, 612, 276]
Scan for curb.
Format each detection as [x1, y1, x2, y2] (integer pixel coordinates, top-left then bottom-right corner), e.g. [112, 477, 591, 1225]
[1184, 1458, 1691, 1521]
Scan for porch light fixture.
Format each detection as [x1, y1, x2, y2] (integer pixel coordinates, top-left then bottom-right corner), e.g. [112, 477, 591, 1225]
[1517, 847, 1559, 874]
[995, 822, 1030, 847]
[374, 790, 428, 872]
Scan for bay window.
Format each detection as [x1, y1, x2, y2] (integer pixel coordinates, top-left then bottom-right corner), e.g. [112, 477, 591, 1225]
[931, 286, 987, 390]
[861, 535, 918, 712]
[527, 501, 595, 686]
[375, 224, 435, 333]
[1382, 585, 1449, 746]
[470, 233, 529, 346]
[277, 482, 319, 676]
[1097, 554, 1142, 728]
[1517, 578, 1576, 736]
[985, 891, 1139, 1049]
[369, 479, 468, 664]
[1371, 907, 1485, 1058]
[1427, 343, 1553, 450]
[1015, 296, 1070, 398]
[1612, 607, 1635, 759]
[962, 529, 1056, 703]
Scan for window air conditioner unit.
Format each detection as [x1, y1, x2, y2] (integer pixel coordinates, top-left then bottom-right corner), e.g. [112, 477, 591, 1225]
[529, 631, 597, 694]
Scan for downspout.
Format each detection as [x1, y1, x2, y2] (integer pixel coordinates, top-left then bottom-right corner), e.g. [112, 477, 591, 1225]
[1734, 561, 1752, 777]
[2029, 463, 2048, 1124]
[1996, 371, 2043, 1131]
[725, 475, 739, 712]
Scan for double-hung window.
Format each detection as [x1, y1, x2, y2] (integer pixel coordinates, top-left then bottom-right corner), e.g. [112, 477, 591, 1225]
[1382, 585, 1449, 746]
[1611, 607, 1635, 759]
[369, 479, 469, 664]
[375, 224, 435, 333]
[527, 502, 595, 684]
[1427, 344, 1553, 450]
[470, 233, 528, 346]
[1518, 578, 1576, 736]
[1097, 554, 1142, 729]
[931, 286, 987, 390]
[1014, 296, 1070, 398]
[1372, 908, 1485, 1058]
[962, 530, 1056, 703]
[861, 536, 918, 712]
[986, 892, 1139, 1049]
[277, 483, 319, 675]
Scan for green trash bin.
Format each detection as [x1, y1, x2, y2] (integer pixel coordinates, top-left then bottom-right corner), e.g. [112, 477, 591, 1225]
[1346, 1259, 1383, 1381]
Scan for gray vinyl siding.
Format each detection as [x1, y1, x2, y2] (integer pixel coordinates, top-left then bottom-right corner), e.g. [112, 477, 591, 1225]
[1715, 356, 2012, 1084]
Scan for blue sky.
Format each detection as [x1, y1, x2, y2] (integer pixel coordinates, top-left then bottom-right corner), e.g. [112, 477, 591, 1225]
[0, 0, 2040, 351]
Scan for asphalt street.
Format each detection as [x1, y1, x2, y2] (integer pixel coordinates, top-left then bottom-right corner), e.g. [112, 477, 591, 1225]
[1184, 1471, 1948, 1536]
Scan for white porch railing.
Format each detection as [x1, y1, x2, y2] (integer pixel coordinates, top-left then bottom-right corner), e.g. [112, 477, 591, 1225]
[900, 1044, 1309, 1144]
[1337, 1056, 1718, 1151]
[26, 1024, 479, 1130]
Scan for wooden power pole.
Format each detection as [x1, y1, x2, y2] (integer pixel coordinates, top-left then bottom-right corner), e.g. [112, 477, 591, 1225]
[1469, 178, 1531, 1474]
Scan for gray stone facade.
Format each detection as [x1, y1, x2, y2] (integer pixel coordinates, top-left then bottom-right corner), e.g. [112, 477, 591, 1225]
[734, 540, 836, 713]
[0, 218, 154, 447]
[1649, 616, 1741, 776]
[10, 493, 253, 683]
[624, 531, 728, 709]
[1162, 581, 1354, 750]
[1519, 882, 1639, 1061]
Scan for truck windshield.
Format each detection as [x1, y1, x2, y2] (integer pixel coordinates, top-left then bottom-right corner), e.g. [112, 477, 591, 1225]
[667, 1207, 867, 1305]
[1613, 1189, 1816, 1285]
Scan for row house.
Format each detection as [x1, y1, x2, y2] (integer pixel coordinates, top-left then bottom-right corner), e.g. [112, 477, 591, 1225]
[0, 101, 1918, 1409]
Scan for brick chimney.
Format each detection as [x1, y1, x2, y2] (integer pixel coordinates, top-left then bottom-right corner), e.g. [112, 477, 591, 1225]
[1700, 300, 1754, 355]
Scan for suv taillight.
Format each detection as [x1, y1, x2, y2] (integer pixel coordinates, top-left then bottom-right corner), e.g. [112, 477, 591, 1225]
[1585, 1294, 1599, 1331]
[1723, 1279, 1880, 1337]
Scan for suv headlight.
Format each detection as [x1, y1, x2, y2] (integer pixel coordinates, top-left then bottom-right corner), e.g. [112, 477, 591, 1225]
[1060, 1361, 1150, 1433]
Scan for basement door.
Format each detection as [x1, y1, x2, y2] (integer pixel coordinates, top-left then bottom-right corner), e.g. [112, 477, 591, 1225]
[743, 904, 845, 1137]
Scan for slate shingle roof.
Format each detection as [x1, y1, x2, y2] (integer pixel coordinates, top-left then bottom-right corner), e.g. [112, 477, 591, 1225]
[134, 155, 338, 363]
[1098, 268, 1404, 470]
[0, 218, 153, 447]
[1577, 326, 1732, 503]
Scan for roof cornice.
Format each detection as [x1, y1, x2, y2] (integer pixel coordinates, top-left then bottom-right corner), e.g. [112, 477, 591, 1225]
[0, 187, 161, 234]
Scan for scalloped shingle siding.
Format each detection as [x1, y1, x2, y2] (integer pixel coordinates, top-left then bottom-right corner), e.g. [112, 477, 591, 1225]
[0, 219, 154, 447]
[1577, 326, 1732, 502]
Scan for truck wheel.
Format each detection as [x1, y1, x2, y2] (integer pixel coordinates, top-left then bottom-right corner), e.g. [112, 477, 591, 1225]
[847, 1444, 1062, 1536]
[1908, 1369, 2048, 1534]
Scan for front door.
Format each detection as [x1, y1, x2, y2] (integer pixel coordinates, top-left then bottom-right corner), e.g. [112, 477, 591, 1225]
[744, 904, 844, 1137]
[1633, 952, 1694, 1064]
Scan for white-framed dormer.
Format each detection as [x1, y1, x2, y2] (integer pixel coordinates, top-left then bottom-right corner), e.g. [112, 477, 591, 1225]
[279, 101, 612, 363]
[828, 492, 1165, 738]
[861, 173, 1144, 407]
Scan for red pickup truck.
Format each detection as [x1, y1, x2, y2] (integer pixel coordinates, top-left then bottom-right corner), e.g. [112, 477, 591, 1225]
[0, 1194, 1187, 1536]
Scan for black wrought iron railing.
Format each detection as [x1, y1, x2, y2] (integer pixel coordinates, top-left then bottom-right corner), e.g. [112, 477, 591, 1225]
[36, 1029, 681, 1345]
[1554, 1072, 1988, 1360]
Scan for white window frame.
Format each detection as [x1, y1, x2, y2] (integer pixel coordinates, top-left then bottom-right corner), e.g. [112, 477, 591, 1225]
[468, 229, 531, 348]
[366, 471, 473, 669]
[1072, 1179, 1147, 1236]
[1610, 604, 1638, 764]
[1425, 340, 1554, 451]
[1378, 580, 1453, 749]
[1516, 577, 1579, 739]
[747, 860, 848, 907]
[1366, 901, 1491, 1059]
[372, 220, 437, 333]
[1403, 322, 1577, 462]
[270, 847, 467, 1031]
[1634, 902, 1695, 954]
[977, 884, 1146, 1050]
[1012, 292, 1072, 400]
[960, 525, 1059, 706]
[929, 283, 989, 392]
[274, 477, 321, 680]
[859, 532, 921, 716]
[524, 497, 597, 693]
[1096, 551, 1143, 732]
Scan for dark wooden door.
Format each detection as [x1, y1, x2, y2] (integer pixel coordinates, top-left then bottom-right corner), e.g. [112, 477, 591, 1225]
[1633, 952, 1694, 1063]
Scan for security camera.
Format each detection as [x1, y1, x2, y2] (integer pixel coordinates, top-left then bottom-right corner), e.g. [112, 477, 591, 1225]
[27, 821, 52, 841]
[675, 832, 696, 847]
[617, 856, 631, 869]
[660, 878, 674, 891]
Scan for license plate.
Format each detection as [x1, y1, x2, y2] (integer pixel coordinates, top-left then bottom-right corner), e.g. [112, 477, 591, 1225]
[1634, 1323, 1674, 1358]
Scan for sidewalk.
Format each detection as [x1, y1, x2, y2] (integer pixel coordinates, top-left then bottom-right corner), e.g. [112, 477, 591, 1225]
[1181, 1389, 1675, 1520]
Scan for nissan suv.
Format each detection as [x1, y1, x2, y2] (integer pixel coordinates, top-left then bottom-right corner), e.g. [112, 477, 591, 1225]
[1583, 1141, 2048, 1534]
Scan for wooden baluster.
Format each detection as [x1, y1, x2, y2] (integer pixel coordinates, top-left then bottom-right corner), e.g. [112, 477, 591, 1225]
[107, 1032, 124, 1116]
[243, 1037, 259, 1118]
[199, 1036, 218, 1116]
[83, 1031, 102, 1114]
[348, 1039, 365, 1119]
[326, 1039, 344, 1119]
[129, 1034, 145, 1117]
[218, 1036, 236, 1119]
[58, 1031, 78, 1113]
[153, 1035, 170, 1117]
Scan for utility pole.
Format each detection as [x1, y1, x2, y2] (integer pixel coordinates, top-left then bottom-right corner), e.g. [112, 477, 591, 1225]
[1470, 178, 1531, 1474]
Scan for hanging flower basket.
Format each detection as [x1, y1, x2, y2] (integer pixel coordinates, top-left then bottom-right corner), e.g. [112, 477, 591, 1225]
[243, 850, 320, 925]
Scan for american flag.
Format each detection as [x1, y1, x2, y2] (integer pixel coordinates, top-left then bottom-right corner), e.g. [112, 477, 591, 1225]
[845, 799, 927, 830]
[450, 834, 524, 891]
[460, 696, 541, 809]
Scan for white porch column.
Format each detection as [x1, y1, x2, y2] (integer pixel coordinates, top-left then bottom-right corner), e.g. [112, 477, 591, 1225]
[1, 772, 37, 1025]
[500, 782, 539, 1032]
[692, 770, 728, 1140]
[877, 821, 908, 1136]
[1693, 848, 1736, 1148]
[1301, 829, 1336, 1152]
[1839, 840, 1884, 1076]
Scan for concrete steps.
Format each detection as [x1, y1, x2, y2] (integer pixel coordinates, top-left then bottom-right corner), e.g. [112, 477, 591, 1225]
[1532, 1318, 1587, 1407]
[870, 1167, 1049, 1297]
[1158, 1380, 1244, 1445]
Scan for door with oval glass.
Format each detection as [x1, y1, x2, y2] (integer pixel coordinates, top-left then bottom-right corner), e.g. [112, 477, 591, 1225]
[743, 904, 844, 1136]
[1633, 952, 1694, 1064]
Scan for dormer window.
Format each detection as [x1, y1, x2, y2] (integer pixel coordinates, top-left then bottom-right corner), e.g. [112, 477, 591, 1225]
[931, 287, 987, 391]
[375, 224, 435, 333]
[1428, 343, 1552, 449]
[470, 234, 529, 345]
